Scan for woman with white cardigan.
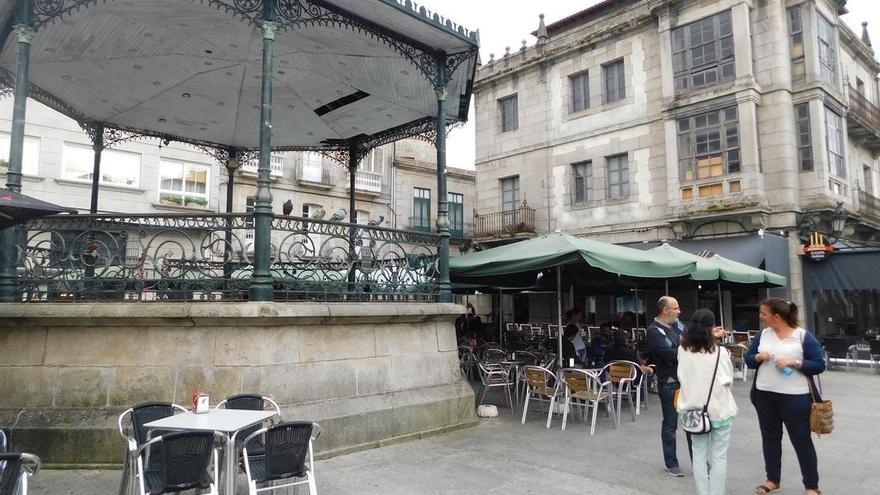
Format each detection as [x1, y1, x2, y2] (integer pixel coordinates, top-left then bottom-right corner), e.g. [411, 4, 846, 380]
[677, 308, 738, 495]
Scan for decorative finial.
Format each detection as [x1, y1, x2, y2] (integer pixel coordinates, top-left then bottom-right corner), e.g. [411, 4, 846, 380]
[862, 21, 872, 48]
[520, 39, 527, 55]
[536, 13, 549, 45]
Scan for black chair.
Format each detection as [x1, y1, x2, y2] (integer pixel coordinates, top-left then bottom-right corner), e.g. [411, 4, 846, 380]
[241, 421, 321, 495]
[136, 431, 223, 495]
[821, 337, 851, 370]
[118, 401, 188, 495]
[216, 394, 281, 458]
[0, 429, 7, 453]
[0, 452, 40, 495]
[869, 339, 880, 374]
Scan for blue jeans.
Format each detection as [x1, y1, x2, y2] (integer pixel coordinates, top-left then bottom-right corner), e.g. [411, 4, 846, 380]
[750, 388, 819, 490]
[658, 382, 692, 469]
[691, 422, 733, 495]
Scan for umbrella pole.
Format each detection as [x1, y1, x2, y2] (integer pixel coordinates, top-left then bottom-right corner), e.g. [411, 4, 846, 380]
[498, 288, 503, 347]
[557, 265, 563, 368]
[717, 282, 724, 329]
[665, 279, 669, 296]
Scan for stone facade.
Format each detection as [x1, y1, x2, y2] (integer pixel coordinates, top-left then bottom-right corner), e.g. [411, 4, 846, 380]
[0, 302, 475, 466]
[473, 0, 880, 311]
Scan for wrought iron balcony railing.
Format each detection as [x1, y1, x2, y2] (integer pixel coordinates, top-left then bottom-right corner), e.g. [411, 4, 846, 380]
[15, 213, 439, 302]
[473, 204, 536, 239]
[295, 161, 336, 187]
[858, 189, 880, 224]
[847, 86, 880, 153]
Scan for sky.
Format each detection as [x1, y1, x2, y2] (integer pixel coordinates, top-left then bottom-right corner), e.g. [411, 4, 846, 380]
[419, 0, 880, 171]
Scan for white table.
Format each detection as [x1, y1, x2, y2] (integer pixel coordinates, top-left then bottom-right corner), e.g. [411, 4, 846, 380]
[145, 409, 278, 494]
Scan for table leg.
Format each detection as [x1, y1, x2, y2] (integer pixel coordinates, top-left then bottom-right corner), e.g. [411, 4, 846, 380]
[225, 433, 236, 495]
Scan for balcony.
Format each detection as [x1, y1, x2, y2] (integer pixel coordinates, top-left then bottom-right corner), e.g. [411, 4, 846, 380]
[241, 154, 284, 178]
[346, 170, 383, 194]
[473, 203, 536, 240]
[295, 161, 336, 188]
[847, 86, 880, 156]
[858, 189, 880, 225]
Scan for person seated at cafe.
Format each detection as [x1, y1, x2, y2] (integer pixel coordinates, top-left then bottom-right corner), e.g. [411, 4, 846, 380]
[591, 322, 616, 366]
[562, 325, 587, 368]
[455, 303, 485, 343]
[565, 308, 587, 363]
[606, 329, 654, 380]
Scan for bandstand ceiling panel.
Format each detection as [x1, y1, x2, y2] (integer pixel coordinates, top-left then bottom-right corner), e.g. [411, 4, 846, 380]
[0, 0, 478, 150]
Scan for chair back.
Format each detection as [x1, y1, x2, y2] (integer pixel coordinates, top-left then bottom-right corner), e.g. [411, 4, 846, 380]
[561, 368, 605, 399]
[512, 351, 539, 365]
[605, 361, 637, 384]
[732, 331, 750, 344]
[0, 429, 7, 453]
[822, 337, 850, 357]
[519, 324, 533, 335]
[218, 394, 280, 451]
[727, 344, 748, 361]
[521, 366, 556, 397]
[634, 328, 647, 341]
[142, 431, 216, 493]
[506, 323, 519, 333]
[262, 422, 315, 483]
[0, 452, 40, 495]
[483, 348, 506, 363]
[869, 339, 880, 354]
[547, 325, 560, 338]
[128, 401, 178, 447]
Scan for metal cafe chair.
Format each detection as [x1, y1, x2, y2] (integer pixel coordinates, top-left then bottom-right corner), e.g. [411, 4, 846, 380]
[134, 431, 224, 495]
[519, 366, 561, 428]
[476, 360, 515, 413]
[869, 339, 880, 374]
[240, 421, 321, 495]
[731, 331, 750, 345]
[0, 452, 40, 495]
[118, 401, 188, 495]
[216, 394, 283, 460]
[602, 361, 638, 427]
[726, 343, 750, 381]
[559, 368, 615, 436]
[822, 337, 851, 370]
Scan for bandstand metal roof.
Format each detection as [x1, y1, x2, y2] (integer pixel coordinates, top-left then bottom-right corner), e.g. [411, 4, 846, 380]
[0, 0, 479, 152]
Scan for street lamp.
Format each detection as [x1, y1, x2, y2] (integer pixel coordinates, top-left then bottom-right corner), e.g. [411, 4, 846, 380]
[831, 201, 846, 239]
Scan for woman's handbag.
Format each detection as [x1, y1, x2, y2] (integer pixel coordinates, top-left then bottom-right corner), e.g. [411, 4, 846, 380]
[801, 334, 833, 436]
[679, 348, 721, 435]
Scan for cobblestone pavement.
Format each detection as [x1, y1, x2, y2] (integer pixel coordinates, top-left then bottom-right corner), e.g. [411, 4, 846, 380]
[31, 368, 878, 494]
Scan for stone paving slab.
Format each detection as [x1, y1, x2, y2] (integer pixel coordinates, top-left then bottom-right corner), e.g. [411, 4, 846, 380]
[30, 368, 879, 494]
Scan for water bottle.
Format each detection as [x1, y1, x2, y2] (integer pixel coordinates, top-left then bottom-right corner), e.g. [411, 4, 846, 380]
[771, 357, 793, 377]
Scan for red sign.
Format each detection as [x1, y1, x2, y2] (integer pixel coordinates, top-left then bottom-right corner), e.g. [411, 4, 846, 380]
[803, 233, 833, 261]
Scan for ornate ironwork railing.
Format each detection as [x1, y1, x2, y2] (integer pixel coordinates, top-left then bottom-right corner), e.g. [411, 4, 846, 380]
[14, 213, 439, 302]
[473, 204, 536, 239]
[849, 85, 880, 136]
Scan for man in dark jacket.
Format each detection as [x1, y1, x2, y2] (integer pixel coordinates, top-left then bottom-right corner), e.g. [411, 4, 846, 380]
[646, 296, 691, 477]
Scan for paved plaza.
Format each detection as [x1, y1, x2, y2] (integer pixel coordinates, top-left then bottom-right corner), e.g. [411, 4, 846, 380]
[32, 368, 877, 494]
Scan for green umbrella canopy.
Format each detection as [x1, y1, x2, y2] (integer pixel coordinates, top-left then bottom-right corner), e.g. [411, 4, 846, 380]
[450, 233, 697, 282]
[648, 243, 786, 286]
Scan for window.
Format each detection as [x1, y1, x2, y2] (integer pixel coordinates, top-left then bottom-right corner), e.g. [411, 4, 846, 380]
[302, 203, 322, 218]
[158, 159, 209, 207]
[825, 106, 845, 179]
[789, 7, 805, 82]
[572, 161, 592, 204]
[354, 210, 369, 225]
[62, 142, 140, 187]
[817, 14, 836, 86]
[449, 192, 464, 237]
[501, 176, 520, 211]
[413, 187, 431, 231]
[360, 146, 385, 174]
[795, 103, 813, 171]
[570, 71, 589, 113]
[606, 154, 629, 199]
[603, 59, 626, 103]
[0, 133, 40, 176]
[677, 106, 740, 182]
[499, 95, 518, 132]
[672, 10, 735, 93]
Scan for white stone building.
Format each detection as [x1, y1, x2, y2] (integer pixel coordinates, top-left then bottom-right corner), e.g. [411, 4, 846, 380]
[472, 0, 880, 332]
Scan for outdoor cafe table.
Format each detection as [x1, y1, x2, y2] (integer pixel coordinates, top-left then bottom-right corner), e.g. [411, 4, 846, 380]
[145, 408, 278, 494]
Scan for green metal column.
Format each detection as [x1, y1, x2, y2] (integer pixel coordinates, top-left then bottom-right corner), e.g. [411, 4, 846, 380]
[0, 3, 35, 302]
[89, 124, 103, 214]
[223, 150, 239, 296]
[435, 55, 451, 303]
[348, 143, 358, 296]
[250, 2, 277, 302]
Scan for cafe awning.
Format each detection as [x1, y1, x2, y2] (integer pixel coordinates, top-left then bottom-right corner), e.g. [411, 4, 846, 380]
[648, 243, 786, 287]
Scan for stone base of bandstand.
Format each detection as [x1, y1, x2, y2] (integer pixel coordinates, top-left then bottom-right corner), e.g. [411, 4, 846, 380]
[0, 302, 476, 467]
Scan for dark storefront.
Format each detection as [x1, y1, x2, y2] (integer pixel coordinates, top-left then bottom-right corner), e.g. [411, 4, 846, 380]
[803, 249, 880, 339]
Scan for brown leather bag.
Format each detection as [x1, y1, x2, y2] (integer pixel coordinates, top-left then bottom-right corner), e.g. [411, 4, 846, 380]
[808, 375, 833, 436]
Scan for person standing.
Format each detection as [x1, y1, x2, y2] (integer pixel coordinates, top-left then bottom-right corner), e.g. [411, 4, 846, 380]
[647, 295, 691, 477]
[746, 298, 825, 495]
[678, 309, 737, 495]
